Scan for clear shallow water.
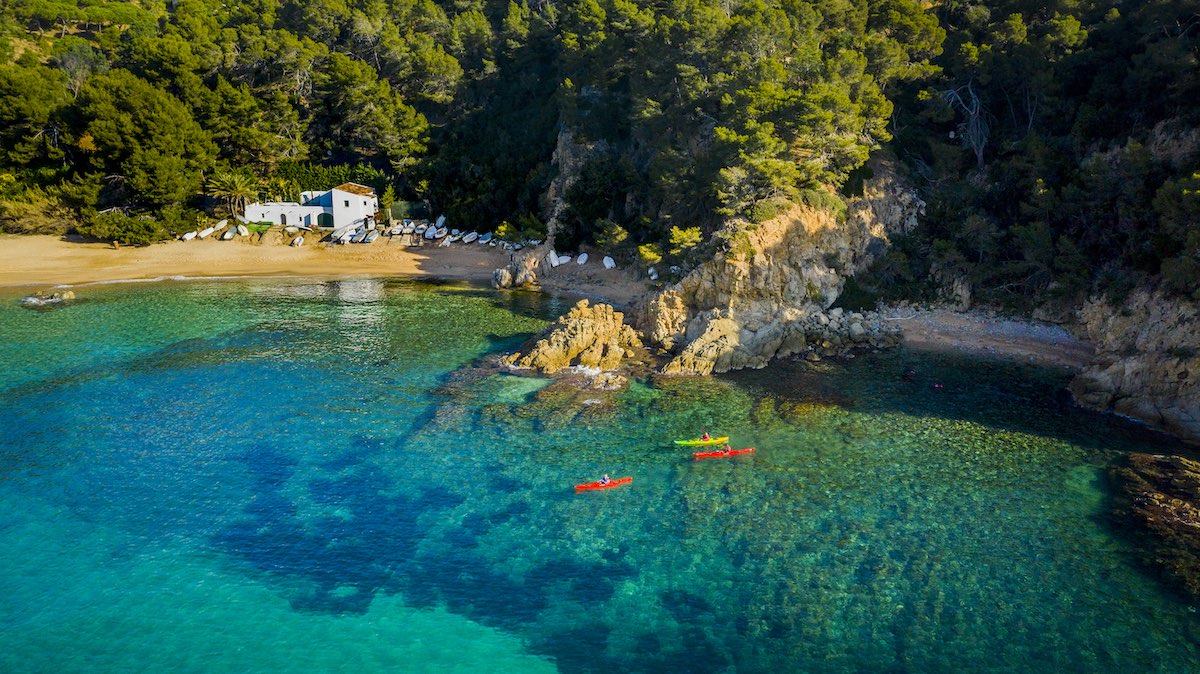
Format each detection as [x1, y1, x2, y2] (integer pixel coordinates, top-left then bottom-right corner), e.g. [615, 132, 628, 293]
[1, 278, 1198, 673]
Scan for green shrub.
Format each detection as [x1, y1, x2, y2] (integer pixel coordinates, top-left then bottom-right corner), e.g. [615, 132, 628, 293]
[77, 211, 170, 245]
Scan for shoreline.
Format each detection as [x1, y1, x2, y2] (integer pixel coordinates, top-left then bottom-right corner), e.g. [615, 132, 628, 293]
[2, 234, 1094, 369]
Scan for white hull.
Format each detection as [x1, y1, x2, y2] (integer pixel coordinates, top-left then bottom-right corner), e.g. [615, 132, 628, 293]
[236, 224, 249, 237]
[197, 226, 216, 239]
[576, 253, 589, 265]
[462, 232, 479, 244]
[291, 236, 304, 247]
[602, 256, 616, 269]
[181, 231, 197, 241]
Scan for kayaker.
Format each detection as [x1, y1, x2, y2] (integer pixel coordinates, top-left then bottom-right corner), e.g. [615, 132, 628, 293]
[600, 474, 612, 486]
[701, 431, 711, 441]
[723, 443, 733, 455]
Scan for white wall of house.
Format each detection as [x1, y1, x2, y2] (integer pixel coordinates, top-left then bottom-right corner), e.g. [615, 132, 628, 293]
[244, 203, 327, 228]
[244, 183, 379, 230]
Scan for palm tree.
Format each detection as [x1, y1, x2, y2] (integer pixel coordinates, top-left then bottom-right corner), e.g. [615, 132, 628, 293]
[207, 171, 259, 216]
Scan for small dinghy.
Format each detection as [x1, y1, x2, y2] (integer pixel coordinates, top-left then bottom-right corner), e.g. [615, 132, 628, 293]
[291, 235, 304, 247]
[284, 226, 299, 233]
[576, 253, 589, 265]
[603, 256, 616, 269]
[181, 231, 197, 241]
[236, 224, 249, 237]
[434, 226, 448, 239]
[364, 230, 379, 243]
[557, 254, 571, 265]
[435, 214, 446, 229]
[450, 228, 461, 237]
[351, 229, 368, 244]
[423, 226, 438, 240]
[221, 229, 234, 240]
[215, 219, 228, 229]
[415, 223, 429, 234]
[197, 226, 216, 239]
[478, 232, 493, 244]
[462, 231, 479, 244]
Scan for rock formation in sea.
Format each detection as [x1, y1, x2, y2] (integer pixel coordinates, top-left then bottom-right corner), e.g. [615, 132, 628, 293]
[1070, 290, 1200, 444]
[1110, 453, 1200, 601]
[636, 159, 918, 375]
[505, 299, 642, 374]
[492, 250, 541, 289]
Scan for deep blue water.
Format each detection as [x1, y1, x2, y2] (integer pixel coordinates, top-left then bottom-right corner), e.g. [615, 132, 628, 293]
[1, 277, 1197, 673]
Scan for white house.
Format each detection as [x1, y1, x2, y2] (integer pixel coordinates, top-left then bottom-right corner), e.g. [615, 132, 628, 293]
[243, 182, 379, 230]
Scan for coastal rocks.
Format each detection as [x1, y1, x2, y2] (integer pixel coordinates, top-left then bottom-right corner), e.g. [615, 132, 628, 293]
[656, 302, 901, 376]
[505, 299, 642, 374]
[1110, 453, 1200, 601]
[637, 159, 917, 376]
[20, 289, 75, 310]
[1070, 290, 1200, 444]
[492, 250, 541, 289]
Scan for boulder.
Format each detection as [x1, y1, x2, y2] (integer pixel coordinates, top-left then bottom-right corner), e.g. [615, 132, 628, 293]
[506, 300, 642, 374]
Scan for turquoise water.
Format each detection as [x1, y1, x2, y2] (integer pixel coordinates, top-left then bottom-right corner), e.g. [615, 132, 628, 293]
[1, 278, 1198, 672]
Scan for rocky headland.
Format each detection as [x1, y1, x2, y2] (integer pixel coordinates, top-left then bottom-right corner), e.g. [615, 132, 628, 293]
[634, 160, 921, 376]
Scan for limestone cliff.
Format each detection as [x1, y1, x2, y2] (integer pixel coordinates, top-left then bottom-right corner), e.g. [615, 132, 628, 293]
[638, 160, 920, 375]
[1070, 290, 1200, 444]
[506, 299, 642, 374]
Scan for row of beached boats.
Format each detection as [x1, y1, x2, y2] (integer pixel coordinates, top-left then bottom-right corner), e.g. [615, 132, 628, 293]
[178, 220, 251, 242]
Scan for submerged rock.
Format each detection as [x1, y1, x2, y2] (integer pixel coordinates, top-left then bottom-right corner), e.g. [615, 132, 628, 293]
[1110, 453, 1200, 601]
[20, 290, 75, 310]
[505, 299, 642, 374]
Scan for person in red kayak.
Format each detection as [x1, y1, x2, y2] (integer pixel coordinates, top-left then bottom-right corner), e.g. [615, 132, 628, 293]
[722, 443, 733, 456]
[599, 474, 612, 486]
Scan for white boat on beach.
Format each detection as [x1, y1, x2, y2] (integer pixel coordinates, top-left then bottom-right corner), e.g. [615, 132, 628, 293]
[181, 231, 197, 241]
[284, 226, 298, 233]
[462, 231, 479, 244]
[197, 226, 216, 239]
[221, 229, 234, 240]
[236, 224, 249, 237]
[576, 253, 589, 265]
[423, 226, 438, 240]
[603, 255, 616, 269]
[450, 228, 461, 237]
[478, 232, 493, 244]
[364, 230, 379, 243]
[558, 254, 571, 265]
[351, 229, 368, 244]
[216, 219, 227, 229]
[291, 235, 304, 247]
[435, 214, 446, 229]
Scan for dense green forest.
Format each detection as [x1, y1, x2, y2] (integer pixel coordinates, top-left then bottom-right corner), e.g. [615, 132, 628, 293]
[0, 0, 1196, 306]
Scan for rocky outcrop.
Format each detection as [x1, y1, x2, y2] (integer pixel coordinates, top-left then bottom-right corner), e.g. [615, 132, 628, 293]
[844, 158, 925, 274]
[638, 160, 919, 375]
[492, 250, 541, 289]
[505, 299, 642, 374]
[660, 306, 900, 375]
[1070, 290, 1200, 444]
[1110, 453, 1200, 601]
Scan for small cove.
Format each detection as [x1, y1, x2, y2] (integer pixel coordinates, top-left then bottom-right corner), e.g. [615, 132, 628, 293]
[0, 277, 1197, 673]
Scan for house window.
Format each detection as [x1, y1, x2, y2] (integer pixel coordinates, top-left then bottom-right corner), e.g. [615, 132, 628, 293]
[344, 200, 349, 207]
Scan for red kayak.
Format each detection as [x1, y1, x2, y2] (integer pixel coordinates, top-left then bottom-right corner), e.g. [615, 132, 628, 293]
[693, 447, 755, 460]
[575, 477, 633, 491]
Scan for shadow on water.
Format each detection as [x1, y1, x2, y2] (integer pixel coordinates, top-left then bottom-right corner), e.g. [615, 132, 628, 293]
[727, 348, 1193, 457]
